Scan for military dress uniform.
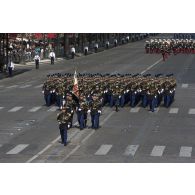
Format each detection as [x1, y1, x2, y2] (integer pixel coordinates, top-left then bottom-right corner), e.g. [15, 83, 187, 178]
[89, 95, 102, 129]
[57, 108, 72, 146]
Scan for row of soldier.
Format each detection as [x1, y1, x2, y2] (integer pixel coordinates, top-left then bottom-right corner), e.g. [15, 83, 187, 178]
[42, 73, 177, 146]
[145, 38, 195, 54]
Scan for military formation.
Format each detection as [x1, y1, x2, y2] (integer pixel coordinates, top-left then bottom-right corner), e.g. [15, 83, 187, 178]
[145, 38, 195, 55]
[42, 72, 177, 145]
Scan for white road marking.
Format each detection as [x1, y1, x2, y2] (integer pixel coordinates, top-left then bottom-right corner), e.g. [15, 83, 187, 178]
[141, 58, 162, 74]
[19, 84, 32, 88]
[6, 144, 29, 154]
[179, 146, 192, 157]
[48, 106, 58, 112]
[81, 130, 95, 144]
[0, 85, 4, 88]
[28, 106, 42, 112]
[169, 108, 179, 114]
[123, 145, 139, 156]
[8, 106, 23, 112]
[6, 85, 18, 89]
[0, 144, 2, 148]
[181, 84, 189, 88]
[34, 84, 43, 88]
[0, 107, 4, 110]
[100, 111, 115, 125]
[95, 144, 112, 155]
[150, 145, 165, 157]
[26, 122, 79, 163]
[130, 107, 140, 113]
[188, 109, 195, 114]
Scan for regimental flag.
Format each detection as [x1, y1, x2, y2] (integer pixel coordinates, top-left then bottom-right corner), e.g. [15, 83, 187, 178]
[73, 70, 79, 97]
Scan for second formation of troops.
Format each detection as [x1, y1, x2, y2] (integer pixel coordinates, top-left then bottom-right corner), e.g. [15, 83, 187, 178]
[145, 38, 195, 61]
[42, 72, 177, 146]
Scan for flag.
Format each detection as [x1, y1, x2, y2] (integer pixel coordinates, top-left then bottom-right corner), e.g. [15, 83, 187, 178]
[73, 70, 79, 97]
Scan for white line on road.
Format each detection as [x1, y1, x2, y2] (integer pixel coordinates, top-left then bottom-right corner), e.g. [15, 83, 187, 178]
[28, 106, 42, 112]
[19, 84, 32, 89]
[100, 111, 115, 126]
[188, 109, 195, 114]
[0, 85, 4, 88]
[179, 146, 192, 157]
[169, 108, 179, 114]
[95, 144, 112, 155]
[6, 144, 29, 154]
[6, 85, 18, 89]
[130, 107, 140, 113]
[181, 84, 189, 88]
[141, 58, 162, 74]
[150, 145, 165, 157]
[0, 107, 4, 110]
[26, 122, 79, 163]
[0, 144, 2, 148]
[81, 130, 96, 144]
[48, 106, 58, 112]
[8, 106, 23, 112]
[34, 84, 43, 88]
[123, 145, 139, 156]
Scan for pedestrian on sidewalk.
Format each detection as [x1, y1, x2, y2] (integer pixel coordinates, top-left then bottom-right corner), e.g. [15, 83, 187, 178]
[8, 59, 14, 77]
[34, 53, 40, 69]
[71, 46, 76, 59]
[84, 46, 88, 55]
[49, 50, 55, 65]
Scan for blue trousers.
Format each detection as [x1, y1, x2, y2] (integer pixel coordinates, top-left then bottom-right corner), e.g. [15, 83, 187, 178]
[149, 97, 156, 112]
[130, 94, 136, 107]
[91, 113, 100, 129]
[120, 95, 125, 107]
[44, 93, 51, 106]
[77, 112, 85, 129]
[164, 95, 171, 107]
[56, 95, 63, 107]
[59, 124, 68, 145]
[142, 94, 148, 107]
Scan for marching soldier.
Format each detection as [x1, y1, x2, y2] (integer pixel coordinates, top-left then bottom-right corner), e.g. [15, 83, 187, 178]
[89, 94, 102, 129]
[57, 107, 72, 146]
[77, 94, 89, 130]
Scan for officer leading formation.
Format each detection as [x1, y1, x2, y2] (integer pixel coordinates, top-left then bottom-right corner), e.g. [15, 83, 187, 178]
[42, 72, 177, 145]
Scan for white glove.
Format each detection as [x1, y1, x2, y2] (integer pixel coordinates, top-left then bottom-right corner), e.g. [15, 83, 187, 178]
[68, 125, 70, 128]
[42, 91, 44, 93]
[119, 96, 121, 98]
[88, 110, 91, 113]
[126, 89, 129, 93]
[71, 110, 74, 113]
[78, 108, 81, 111]
[98, 110, 102, 114]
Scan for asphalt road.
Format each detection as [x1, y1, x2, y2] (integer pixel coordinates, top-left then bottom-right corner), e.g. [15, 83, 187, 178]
[0, 35, 195, 163]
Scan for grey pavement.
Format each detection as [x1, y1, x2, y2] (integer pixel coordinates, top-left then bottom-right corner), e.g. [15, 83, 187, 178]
[0, 34, 195, 163]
